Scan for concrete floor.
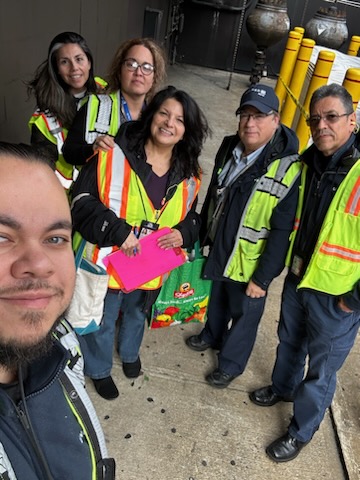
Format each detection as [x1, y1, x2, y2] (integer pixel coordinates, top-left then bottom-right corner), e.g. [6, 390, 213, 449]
[87, 63, 360, 480]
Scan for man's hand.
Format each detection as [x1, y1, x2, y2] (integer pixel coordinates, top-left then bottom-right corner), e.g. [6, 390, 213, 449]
[338, 297, 353, 313]
[246, 279, 266, 298]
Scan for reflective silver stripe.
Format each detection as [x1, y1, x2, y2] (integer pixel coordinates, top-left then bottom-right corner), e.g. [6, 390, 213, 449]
[186, 177, 198, 211]
[238, 225, 270, 243]
[258, 176, 288, 199]
[43, 112, 64, 153]
[0, 443, 17, 479]
[348, 187, 360, 215]
[55, 170, 73, 189]
[96, 145, 126, 267]
[71, 192, 90, 210]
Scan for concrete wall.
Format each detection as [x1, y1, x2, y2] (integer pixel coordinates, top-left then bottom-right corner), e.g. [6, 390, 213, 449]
[0, 0, 170, 142]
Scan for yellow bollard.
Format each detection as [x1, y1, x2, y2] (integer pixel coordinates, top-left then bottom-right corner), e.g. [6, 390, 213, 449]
[281, 38, 316, 128]
[275, 30, 302, 112]
[296, 50, 336, 152]
[342, 68, 360, 113]
[294, 26, 305, 42]
[347, 36, 360, 56]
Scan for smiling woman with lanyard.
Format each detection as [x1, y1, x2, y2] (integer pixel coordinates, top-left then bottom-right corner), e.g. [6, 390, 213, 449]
[70, 86, 209, 400]
[62, 37, 166, 165]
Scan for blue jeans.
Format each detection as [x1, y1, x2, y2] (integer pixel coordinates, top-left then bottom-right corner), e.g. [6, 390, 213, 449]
[200, 280, 267, 376]
[272, 275, 360, 442]
[79, 288, 147, 379]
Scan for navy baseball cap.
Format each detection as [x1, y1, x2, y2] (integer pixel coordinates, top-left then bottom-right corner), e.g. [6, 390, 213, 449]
[236, 84, 279, 115]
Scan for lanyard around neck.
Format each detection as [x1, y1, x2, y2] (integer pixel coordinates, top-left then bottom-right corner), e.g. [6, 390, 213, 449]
[120, 95, 132, 121]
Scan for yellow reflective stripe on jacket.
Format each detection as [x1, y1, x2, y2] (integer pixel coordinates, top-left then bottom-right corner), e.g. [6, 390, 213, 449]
[224, 155, 301, 282]
[85, 92, 121, 145]
[298, 159, 360, 294]
[29, 111, 74, 188]
[89, 145, 199, 290]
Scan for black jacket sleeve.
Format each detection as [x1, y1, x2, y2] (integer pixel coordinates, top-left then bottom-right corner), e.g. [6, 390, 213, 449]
[63, 104, 95, 166]
[71, 157, 132, 247]
[251, 174, 301, 289]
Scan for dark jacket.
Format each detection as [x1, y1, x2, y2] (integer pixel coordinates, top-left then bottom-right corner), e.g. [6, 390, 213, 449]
[201, 124, 300, 290]
[71, 121, 201, 250]
[0, 324, 114, 479]
[292, 133, 360, 311]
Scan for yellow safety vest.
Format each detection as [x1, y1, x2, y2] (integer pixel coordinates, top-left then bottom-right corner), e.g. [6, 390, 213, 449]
[292, 160, 360, 294]
[77, 144, 201, 290]
[224, 154, 301, 282]
[84, 91, 122, 145]
[28, 77, 106, 191]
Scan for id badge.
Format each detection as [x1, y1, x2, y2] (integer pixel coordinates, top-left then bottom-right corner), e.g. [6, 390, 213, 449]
[291, 254, 304, 277]
[138, 220, 159, 239]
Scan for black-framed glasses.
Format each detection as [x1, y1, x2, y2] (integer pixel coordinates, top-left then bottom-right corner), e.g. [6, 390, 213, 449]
[238, 111, 275, 122]
[123, 58, 155, 76]
[306, 112, 353, 127]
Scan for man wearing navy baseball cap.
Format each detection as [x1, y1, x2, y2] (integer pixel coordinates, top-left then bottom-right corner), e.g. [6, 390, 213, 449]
[186, 84, 301, 390]
[236, 84, 279, 115]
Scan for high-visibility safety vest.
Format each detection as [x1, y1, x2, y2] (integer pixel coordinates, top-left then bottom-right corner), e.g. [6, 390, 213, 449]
[28, 77, 107, 190]
[79, 144, 200, 290]
[84, 91, 122, 145]
[29, 111, 73, 188]
[293, 160, 360, 295]
[224, 154, 301, 282]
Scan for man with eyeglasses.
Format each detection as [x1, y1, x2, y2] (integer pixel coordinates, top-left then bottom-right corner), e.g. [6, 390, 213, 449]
[186, 85, 301, 389]
[250, 83, 360, 463]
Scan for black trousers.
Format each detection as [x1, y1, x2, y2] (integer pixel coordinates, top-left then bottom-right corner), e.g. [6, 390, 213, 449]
[200, 279, 266, 376]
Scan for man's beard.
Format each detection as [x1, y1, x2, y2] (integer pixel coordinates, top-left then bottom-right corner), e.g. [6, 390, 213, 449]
[0, 279, 68, 371]
[0, 312, 64, 371]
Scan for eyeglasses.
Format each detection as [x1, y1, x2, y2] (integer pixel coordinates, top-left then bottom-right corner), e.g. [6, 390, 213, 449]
[238, 111, 275, 122]
[123, 58, 155, 76]
[306, 112, 352, 127]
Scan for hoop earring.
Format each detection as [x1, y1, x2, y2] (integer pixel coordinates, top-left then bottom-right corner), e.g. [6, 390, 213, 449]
[354, 123, 360, 134]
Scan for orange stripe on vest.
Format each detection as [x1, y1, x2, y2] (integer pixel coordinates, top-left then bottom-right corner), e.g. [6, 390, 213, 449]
[319, 241, 360, 262]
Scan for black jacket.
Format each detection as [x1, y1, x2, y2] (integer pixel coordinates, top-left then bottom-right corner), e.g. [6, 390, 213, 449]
[201, 124, 300, 290]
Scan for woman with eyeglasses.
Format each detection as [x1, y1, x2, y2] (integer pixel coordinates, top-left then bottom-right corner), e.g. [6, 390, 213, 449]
[70, 86, 209, 400]
[63, 38, 166, 165]
[27, 31, 105, 191]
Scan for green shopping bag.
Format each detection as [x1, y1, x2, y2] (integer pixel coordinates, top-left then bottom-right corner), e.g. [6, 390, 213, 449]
[149, 243, 212, 329]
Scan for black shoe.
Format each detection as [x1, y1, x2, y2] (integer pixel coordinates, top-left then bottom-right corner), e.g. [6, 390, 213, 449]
[249, 385, 293, 407]
[122, 357, 142, 378]
[206, 368, 236, 389]
[92, 376, 119, 400]
[185, 335, 211, 352]
[266, 432, 308, 463]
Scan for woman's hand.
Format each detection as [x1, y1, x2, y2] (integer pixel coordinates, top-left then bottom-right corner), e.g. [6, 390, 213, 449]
[93, 134, 115, 152]
[157, 229, 183, 250]
[120, 231, 141, 257]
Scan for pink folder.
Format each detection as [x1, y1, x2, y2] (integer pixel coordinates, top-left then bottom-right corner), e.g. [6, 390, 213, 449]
[103, 227, 187, 292]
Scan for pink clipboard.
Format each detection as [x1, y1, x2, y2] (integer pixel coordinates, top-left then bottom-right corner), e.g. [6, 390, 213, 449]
[103, 227, 187, 292]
